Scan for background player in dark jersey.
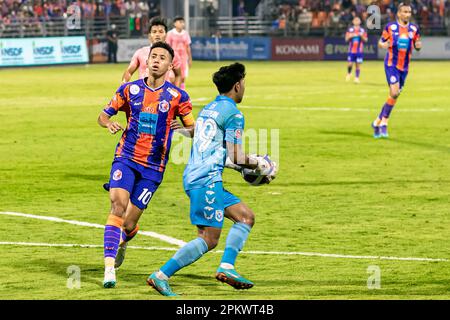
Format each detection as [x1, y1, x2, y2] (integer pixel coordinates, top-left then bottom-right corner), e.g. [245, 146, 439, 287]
[372, 3, 422, 138]
[97, 42, 195, 288]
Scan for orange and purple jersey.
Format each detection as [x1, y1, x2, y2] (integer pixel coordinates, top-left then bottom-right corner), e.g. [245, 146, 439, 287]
[103, 79, 193, 173]
[346, 26, 367, 54]
[381, 21, 421, 72]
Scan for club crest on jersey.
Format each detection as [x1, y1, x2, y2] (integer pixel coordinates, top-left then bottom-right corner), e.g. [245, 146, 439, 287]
[113, 169, 122, 181]
[130, 84, 140, 95]
[158, 100, 170, 112]
[167, 87, 179, 98]
[390, 24, 397, 31]
[215, 210, 224, 222]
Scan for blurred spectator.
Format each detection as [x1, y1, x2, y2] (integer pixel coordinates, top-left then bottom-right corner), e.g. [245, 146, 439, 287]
[106, 23, 118, 62]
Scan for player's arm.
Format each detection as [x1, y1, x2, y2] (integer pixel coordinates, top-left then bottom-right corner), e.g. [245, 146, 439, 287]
[121, 51, 140, 83]
[172, 66, 182, 87]
[171, 91, 195, 137]
[98, 85, 127, 134]
[98, 111, 124, 134]
[362, 31, 368, 43]
[345, 31, 353, 42]
[378, 25, 390, 49]
[413, 28, 422, 51]
[187, 44, 192, 68]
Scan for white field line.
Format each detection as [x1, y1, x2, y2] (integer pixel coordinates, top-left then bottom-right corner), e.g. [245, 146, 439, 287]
[0, 241, 447, 262]
[238, 105, 446, 113]
[0, 211, 186, 247]
[0, 211, 448, 262]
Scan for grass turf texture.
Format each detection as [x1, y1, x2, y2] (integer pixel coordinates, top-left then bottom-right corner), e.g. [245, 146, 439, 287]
[0, 61, 449, 299]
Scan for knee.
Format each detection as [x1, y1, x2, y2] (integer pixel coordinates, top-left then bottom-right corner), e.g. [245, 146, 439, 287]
[110, 199, 127, 217]
[122, 219, 137, 234]
[235, 207, 255, 228]
[390, 90, 401, 100]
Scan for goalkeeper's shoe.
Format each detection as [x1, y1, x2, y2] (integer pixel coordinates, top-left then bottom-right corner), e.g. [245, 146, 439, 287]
[215, 267, 254, 290]
[115, 242, 127, 269]
[103, 267, 116, 288]
[372, 122, 381, 139]
[380, 125, 389, 138]
[147, 272, 178, 297]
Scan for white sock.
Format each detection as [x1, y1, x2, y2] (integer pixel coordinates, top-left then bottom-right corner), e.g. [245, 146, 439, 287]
[156, 270, 169, 281]
[220, 263, 235, 270]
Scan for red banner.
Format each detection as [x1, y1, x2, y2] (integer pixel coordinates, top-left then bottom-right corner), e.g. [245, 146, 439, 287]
[271, 38, 324, 61]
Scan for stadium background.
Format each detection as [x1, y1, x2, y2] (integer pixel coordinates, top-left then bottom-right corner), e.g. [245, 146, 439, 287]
[1, 0, 450, 65]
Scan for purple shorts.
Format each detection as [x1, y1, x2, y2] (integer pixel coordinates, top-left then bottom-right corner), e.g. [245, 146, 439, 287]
[109, 158, 162, 210]
[385, 66, 408, 90]
[347, 53, 363, 63]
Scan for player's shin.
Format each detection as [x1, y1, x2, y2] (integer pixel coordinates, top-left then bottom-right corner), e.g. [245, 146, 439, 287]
[378, 96, 397, 125]
[220, 222, 252, 268]
[104, 214, 123, 267]
[157, 237, 208, 279]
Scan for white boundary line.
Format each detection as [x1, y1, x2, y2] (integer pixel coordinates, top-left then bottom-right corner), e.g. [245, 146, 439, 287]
[0, 211, 448, 262]
[0, 241, 447, 262]
[0, 211, 186, 247]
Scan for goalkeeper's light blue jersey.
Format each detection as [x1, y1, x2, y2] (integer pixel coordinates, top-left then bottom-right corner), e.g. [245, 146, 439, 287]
[183, 95, 244, 191]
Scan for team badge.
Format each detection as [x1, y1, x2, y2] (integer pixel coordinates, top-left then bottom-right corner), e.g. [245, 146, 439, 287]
[390, 24, 397, 31]
[113, 169, 122, 181]
[158, 100, 170, 113]
[203, 206, 214, 220]
[215, 210, 224, 222]
[130, 84, 140, 95]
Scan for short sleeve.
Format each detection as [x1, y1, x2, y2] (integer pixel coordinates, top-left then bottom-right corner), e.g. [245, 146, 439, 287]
[103, 84, 129, 116]
[186, 32, 192, 45]
[176, 90, 192, 117]
[129, 49, 140, 67]
[413, 25, 421, 42]
[381, 25, 391, 42]
[225, 112, 245, 145]
[172, 54, 182, 69]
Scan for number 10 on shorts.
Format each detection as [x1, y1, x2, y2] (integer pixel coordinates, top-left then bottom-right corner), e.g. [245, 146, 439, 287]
[138, 188, 153, 205]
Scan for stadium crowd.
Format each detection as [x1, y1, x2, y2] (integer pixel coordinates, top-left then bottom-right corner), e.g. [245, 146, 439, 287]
[0, 0, 161, 36]
[1, 0, 450, 37]
[271, 0, 450, 35]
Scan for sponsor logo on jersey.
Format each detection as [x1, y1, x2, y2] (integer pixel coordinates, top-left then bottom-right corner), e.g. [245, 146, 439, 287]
[203, 206, 214, 220]
[167, 87, 179, 98]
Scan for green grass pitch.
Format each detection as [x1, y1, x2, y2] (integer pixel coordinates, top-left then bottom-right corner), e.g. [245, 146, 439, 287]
[0, 60, 449, 300]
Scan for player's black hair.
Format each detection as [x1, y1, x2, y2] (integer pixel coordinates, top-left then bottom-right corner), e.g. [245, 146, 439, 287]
[212, 62, 246, 94]
[398, 2, 412, 11]
[173, 16, 185, 23]
[148, 16, 168, 33]
[150, 42, 175, 61]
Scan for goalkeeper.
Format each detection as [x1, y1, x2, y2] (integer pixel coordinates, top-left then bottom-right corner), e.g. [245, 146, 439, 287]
[147, 62, 277, 296]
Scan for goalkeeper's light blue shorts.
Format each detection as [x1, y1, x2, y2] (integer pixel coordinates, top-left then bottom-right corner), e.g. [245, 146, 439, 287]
[185, 182, 241, 228]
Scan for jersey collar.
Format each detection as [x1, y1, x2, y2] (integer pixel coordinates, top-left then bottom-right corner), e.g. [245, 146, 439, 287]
[216, 95, 237, 106]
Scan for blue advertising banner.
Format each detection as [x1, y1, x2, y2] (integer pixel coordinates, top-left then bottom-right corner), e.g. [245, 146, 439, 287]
[0, 36, 89, 67]
[324, 36, 378, 60]
[191, 37, 271, 61]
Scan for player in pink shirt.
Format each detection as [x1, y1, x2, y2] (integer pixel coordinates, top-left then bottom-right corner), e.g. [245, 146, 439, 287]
[166, 16, 192, 89]
[121, 17, 182, 87]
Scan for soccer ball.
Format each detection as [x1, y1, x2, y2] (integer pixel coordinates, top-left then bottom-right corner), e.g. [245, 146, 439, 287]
[241, 155, 278, 186]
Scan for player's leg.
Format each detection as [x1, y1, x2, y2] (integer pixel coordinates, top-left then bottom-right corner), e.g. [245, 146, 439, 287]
[115, 176, 160, 268]
[372, 67, 401, 138]
[147, 182, 224, 296]
[180, 60, 188, 90]
[346, 57, 353, 82]
[103, 162, 135, 288]
[216, 192, 255, 289]
[354, 55, 363, 83]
